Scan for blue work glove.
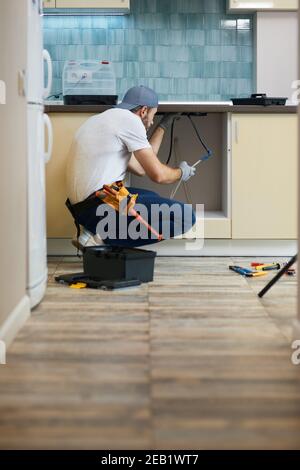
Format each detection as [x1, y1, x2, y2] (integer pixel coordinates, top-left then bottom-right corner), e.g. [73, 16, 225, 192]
[159, 113, 181, 131]
[179, 161, 196, 182]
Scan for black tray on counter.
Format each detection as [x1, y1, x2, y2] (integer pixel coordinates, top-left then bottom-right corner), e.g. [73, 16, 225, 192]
[63, 94, 118, 105]
[231, 93, 287, 106]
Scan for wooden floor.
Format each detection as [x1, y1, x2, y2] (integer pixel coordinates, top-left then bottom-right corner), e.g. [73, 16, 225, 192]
[0, 256, 299, 450]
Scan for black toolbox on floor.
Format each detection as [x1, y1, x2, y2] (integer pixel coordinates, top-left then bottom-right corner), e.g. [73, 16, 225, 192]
[83, 246, 156, 283]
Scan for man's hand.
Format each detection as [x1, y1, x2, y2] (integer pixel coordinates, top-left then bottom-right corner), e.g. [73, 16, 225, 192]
[159, 113, 181, 131]
[179, 161, 196, 182]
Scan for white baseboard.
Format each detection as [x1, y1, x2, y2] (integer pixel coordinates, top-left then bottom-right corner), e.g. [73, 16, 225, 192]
[48, 238, 298, 257]
[0, 296, 31, 348]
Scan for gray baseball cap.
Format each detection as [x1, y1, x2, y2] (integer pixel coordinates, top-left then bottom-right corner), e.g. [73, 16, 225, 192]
[115, 85, 159, 110]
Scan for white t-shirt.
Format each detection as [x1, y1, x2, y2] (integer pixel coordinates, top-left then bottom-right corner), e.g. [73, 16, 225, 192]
[66, 108, 151, 204]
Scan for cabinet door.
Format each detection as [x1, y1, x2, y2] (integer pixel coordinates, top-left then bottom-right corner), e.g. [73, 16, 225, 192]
[43, 0, 56, 8]
[228, 0, 298, 10]
[46, 113, 94, 238]
[231, 114, 298, 239]
[55, 0, 129, 8]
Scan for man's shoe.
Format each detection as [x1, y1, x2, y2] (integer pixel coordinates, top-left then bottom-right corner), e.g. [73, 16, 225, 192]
[72, 227, 104, 252]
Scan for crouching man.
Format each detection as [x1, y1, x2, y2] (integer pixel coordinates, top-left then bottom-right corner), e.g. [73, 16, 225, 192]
[66, 85, 196, 249]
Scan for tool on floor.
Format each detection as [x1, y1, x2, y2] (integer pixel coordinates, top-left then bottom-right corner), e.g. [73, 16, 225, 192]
[55, 245, 156, 290]
[255, 263, 281, 271]
[246, 271, 267, 278]
[258, 254, 297, 298]
[285, 269, 296, 276]
[283, 262, 296, 275]
[251, 261, 295, 275]
[229, 265, 267, 278]
[229, 265, 251, 275]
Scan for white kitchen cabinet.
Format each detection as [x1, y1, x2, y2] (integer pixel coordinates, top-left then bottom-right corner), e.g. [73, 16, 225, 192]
[231, 114, 298, 239]
[46, 113, 94, 238]
[55, 0, 130, 9]
[228, 0, 298, 11]
[43, 0, 56, 8]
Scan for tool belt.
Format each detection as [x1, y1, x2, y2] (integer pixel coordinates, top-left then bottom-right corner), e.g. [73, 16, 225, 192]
[96, 180, 138, 214]
[65, 180, 139, 242]
[66, 180, 163, 247]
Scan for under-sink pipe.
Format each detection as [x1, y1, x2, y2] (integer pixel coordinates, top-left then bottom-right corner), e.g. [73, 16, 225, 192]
[173, 137, 193, 204]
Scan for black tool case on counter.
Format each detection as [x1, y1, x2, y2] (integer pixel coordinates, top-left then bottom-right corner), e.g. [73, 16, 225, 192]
[83, 246, 156, 283]
[231, 93, 287, 106]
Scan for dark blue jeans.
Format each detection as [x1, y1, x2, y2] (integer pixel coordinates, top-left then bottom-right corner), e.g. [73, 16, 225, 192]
[76, 186, 196, 248]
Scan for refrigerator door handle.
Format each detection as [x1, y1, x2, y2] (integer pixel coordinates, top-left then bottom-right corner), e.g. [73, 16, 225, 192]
[43, 113, 53, 163]
[43, 49, 53, 99]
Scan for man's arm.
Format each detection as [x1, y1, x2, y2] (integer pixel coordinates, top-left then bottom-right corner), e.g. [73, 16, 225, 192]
[127, 125, 165, 177]
[149, 113, 181, 154]
[127, 153, 146, 176]
[133, 147, 182, 184]
[149, 125, 165, 155]
[127, 114, 186, 183]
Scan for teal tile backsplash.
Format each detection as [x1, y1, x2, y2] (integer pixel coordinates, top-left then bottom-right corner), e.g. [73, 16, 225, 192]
[44, 0, 254, 101]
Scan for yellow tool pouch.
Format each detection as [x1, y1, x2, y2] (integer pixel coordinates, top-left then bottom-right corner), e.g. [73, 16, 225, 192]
[95, 180, 138, 214]
[96, 181, 162, 241]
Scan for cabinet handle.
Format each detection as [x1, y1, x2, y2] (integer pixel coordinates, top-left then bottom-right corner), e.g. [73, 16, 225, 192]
[44, 113, 53, 163]
[234, 120, 239, 144]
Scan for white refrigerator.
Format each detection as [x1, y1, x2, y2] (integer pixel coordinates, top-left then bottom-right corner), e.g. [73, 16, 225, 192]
[27, 0, 53, 308]
[0, 0, 53, 341]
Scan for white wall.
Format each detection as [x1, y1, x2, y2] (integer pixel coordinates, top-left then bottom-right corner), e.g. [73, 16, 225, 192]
[256, 12, 298, 103]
